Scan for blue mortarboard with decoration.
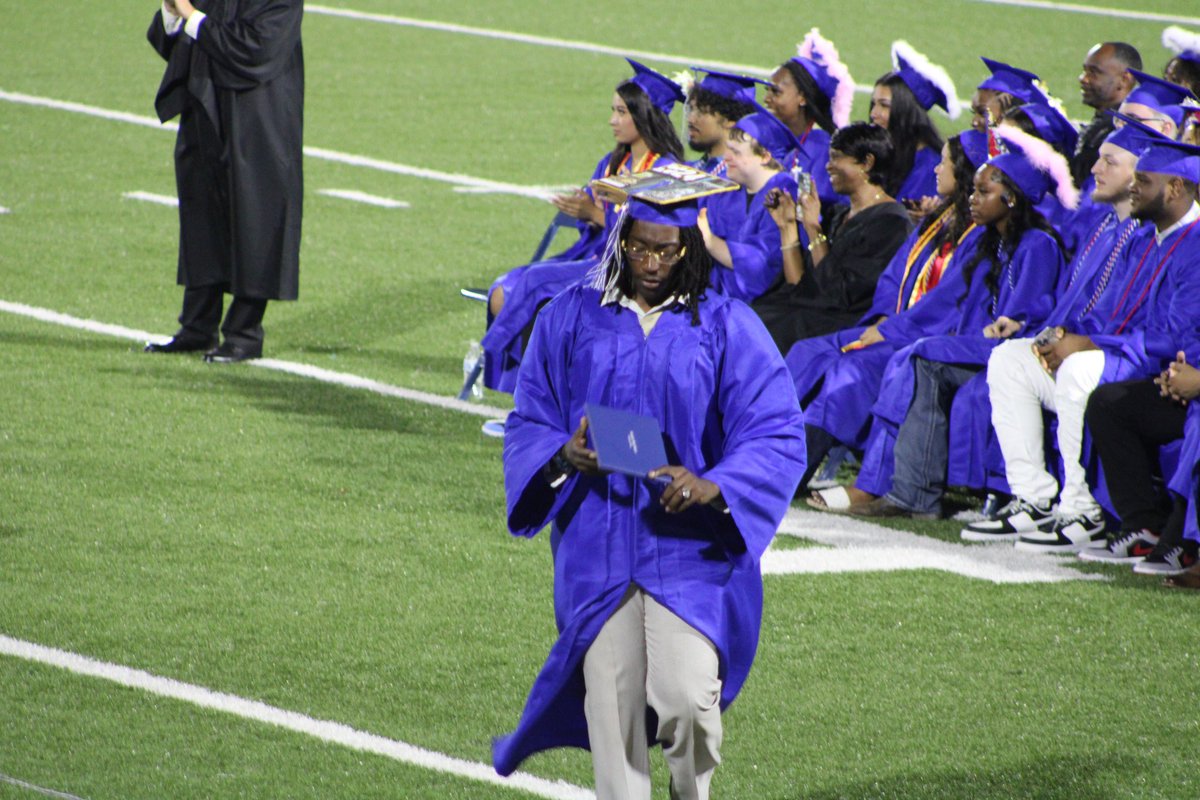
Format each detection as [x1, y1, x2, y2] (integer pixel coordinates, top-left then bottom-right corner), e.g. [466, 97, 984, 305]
[1125, 68, 1197, 128]
[978, 57, 1049, 104]
[891, 40, 961, 117]
[1016, 102, 1079, 157]
[691, 67, 769, 106]
[958, 129, 990, 169]
[792, 28, 855, 128]
[734, 106, 802, 162]
[626, 194, 700, 227]
[989, 124, 1080, 209]
[623, 58, 686, 114]
[1164, 26, 1200, 66]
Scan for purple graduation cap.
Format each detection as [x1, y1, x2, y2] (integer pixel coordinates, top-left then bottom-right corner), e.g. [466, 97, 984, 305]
[734, 106, 803, 162]
[793, 28, 855, 128]
[1163, 26, 1200, 65]
[958, 128, 991, 169]
[990, 124, 1080, 209]
[1103, 112, 1156, 156]
[1134, 132, 1200, 183]
[978, 57, 1050, 104]
[626, 194, 700, 227]
[891, 40, 961, 118]
[1015, 102, 1079, 157]
[691, 67, 770, 106]
[1125, 68, 1197, 127]
[623, 58, 686, 114]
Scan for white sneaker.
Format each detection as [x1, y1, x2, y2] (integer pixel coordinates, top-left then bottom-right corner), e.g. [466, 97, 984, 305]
[961, 497, 1055, 542]
[1014, 511, 1107, 553]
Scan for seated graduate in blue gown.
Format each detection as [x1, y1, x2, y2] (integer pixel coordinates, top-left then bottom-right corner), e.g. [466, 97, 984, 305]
[699, 108, 800, 304]
[870, 41, 961, 214]
[811, 125, 1072, 519]
[682, 68, 769, 267]
[953, 120, 1149, 529]
[959, 126, 1200, 553]
[492, 195, 805, 796]
[482, 58, 685, 393]
[1163, 26, 1200, 100]
[783, 130, 989, 497]
[763, 27, 854, 213]
[751, 123, 913, 355]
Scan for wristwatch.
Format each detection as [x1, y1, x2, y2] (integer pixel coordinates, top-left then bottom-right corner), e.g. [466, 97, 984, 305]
[544, 447, 576, 489]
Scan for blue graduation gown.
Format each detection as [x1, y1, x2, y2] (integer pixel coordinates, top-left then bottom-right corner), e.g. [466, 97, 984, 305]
[493, 285, 806, 776]
[784, 126, 835, 206]
[709, 171, 798, 303]
[894, 146, 940, 204]
[854, 227, 1064, 497]
[946, 213, 1145, 490]
[482, 153, 675, 392]
[786, 222, 983, 447]
[1168, 403, 1200, 545]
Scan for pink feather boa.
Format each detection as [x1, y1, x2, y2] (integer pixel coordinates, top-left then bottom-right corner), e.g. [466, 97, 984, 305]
[797, 28, 854, 129]
[992, 124, 1080, 210]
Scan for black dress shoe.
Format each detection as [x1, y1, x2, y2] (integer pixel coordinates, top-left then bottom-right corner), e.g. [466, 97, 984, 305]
[203, 342, 262, 363]
[144, 336, 217, 354]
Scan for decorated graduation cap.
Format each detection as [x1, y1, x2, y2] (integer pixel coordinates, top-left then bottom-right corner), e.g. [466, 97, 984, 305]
[734, 106, 802, 162]
[623, 58, 686, 114]
[978, 57, 1050, 104]
[891, 40, 961, 118]
[989, 124, 1080, 209]
[626, 194, 700, 227]
[1015, 102, 1079, 157]
[690, 67, 770, 106]
[792, 28, 855, 128]
[958, 128, 990, 169]
[1163, 25, 1200, 65]
[1125, 68, 1196, 127]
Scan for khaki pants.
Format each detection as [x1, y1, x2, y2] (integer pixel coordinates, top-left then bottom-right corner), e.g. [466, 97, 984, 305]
[582, 586, 722, 800]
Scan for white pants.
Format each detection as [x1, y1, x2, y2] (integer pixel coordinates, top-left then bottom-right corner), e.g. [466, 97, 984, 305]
[987, 339, 1106, 516]
[582, 586, 722, 800]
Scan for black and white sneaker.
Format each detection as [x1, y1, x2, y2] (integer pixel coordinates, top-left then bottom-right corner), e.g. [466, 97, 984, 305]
[1078, 529, 1159, 563]
[1132, 542, 1199, 576]
[1014, 511, 1107, 553]
[961, 497, 1054, 542]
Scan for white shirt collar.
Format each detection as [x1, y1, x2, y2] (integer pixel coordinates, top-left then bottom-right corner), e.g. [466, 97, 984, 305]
[1156, 202, 1200, 246]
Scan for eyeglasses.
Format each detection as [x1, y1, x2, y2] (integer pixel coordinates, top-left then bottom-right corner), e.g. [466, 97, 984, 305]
[622, 240, 686, 265]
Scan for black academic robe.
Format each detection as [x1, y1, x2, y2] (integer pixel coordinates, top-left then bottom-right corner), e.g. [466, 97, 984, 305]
[752, 201, 912, 354]
[148, 0, 304, 300]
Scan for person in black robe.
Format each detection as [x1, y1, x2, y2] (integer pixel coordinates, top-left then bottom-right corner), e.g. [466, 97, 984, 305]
[752, 123, 911, 355]
[144, 0, 304, 362]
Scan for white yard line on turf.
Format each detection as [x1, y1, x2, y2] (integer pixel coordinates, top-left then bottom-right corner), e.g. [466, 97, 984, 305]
[0, 300, 501, 419]
[969, 0, 1200, 26]
[123, 190, 178, 207]
[0, 774, 90, 800]
[765, 508, 1103, 583]
[0, 635, 593, 800]
[0, 89, 568, 201]
[318, 188, 411, 208]
[0, 298, 1099, 583]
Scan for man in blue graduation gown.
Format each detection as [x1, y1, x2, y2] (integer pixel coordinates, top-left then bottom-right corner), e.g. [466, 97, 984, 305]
[494, 196, 805, 799]
[998, 134, 1200, 553]
[145, 0, 304, 362]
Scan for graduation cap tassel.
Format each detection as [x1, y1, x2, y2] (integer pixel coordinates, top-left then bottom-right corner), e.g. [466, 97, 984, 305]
[587, 202, 632, 296]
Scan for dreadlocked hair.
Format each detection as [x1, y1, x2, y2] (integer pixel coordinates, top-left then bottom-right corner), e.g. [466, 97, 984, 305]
[610, 219, 712, 326]
[958, 168, 1063, 307]
[917, 135, 977, 247]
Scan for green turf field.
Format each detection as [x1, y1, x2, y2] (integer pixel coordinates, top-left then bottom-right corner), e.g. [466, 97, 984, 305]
[3, 2, 1200, 798]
